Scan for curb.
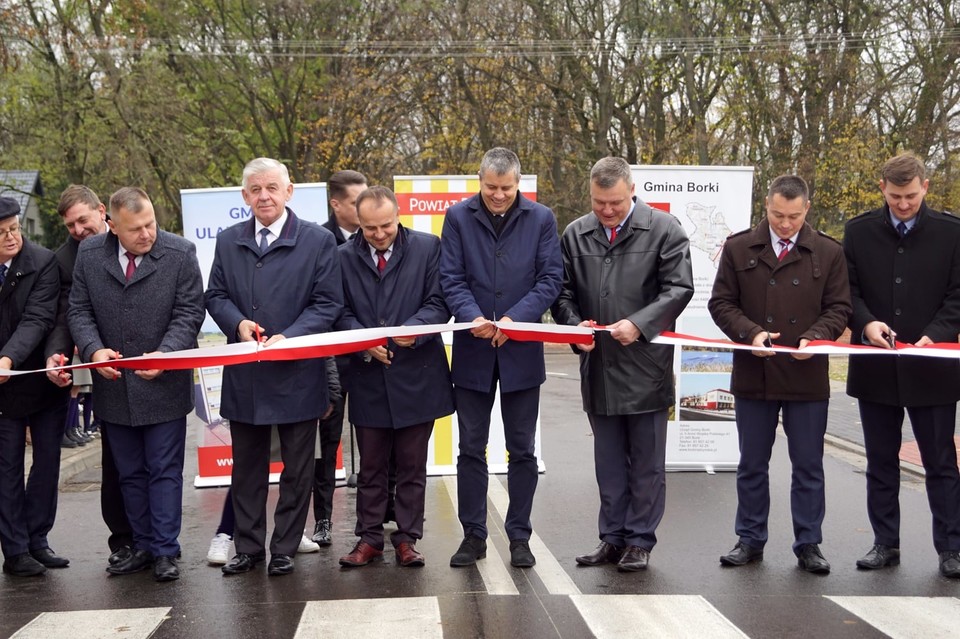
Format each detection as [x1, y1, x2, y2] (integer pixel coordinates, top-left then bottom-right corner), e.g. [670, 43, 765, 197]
[58, 440, 102, 487]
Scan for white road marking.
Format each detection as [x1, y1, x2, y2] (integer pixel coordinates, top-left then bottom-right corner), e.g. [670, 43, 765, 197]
[442, 475, 519, 595]
[11, 607, 171, 639]
[294, 597, 442, 639]
[826, 596, 960, 638]
[485, 476, 581, 595]
[571, 595, 748, 638]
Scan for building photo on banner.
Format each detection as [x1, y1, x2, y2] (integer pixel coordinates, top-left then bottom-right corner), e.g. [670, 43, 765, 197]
[394, 174, 542, 476]
[630, 165, 754, 472]
[180, 183, 331, 487]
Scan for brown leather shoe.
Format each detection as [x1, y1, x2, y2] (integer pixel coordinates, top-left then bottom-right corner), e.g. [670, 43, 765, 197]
[617, 545, 650, 572]
[395, 542, 425, 567]
[339, 541, 383, 567]
[576, 542, 624, 566]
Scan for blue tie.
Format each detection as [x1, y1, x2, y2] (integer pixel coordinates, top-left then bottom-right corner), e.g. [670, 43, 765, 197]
[897, 221, 907, 238]
[0, 264, 6, 287]
[259, 228, 270, 253]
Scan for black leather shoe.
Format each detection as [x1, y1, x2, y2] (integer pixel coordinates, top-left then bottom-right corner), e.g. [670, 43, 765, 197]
[30, 547, 69, 568]
[153, 556, 180, 582]
[450, 535, 487, 567]
[222, 552, 265, 575]
[939, 550, 960, 579]
[2, 553, 47, 577]
[509, 540, 536, 568]
[576, 542, 625, 566]
[720, 542, 763, 566]
[109, 545, 133, 566]
[267, 554, 294, 576]
[797, 544, 830, 574]
[856, 544, 900, 570]
[106, 549, 154, 575]
[617, 545, 650, 572]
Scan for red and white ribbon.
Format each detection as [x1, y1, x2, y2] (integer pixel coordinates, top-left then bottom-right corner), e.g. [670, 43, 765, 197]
[0, 321, 594, 377]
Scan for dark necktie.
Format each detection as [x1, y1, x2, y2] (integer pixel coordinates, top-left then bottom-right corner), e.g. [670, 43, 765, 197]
[609, 226, 618, 243]
[376, 250, 387, 274]
[259, 228, 271, 253]
[777, 239, 791, 261]
[0, 264, 6, 287]
[897, 221, 908, 238]
[124, 251, 137, 281]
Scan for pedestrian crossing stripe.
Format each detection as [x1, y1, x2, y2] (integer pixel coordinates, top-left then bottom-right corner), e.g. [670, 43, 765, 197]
[10, 606, 170, 639]
[294, 597, 442, 639]
[10, 597, 960, 638]
[571, 595, 748, 638]
[826, 596, 960, 639]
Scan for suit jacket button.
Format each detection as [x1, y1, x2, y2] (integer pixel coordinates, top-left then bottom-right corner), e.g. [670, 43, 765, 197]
[766, 316, 773, 323]
[256, 262, 263, 268]
[769, 279, 776, 286]
[792, 278, 800, 285]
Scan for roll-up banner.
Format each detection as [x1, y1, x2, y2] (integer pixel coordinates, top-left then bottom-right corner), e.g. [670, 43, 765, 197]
[631, 166, 754, 472]
[181, 183, 336, 487]
[393, 175, 542, 475]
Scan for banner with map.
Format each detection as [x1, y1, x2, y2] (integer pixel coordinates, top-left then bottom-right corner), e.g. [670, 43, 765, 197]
[631, 165, 754, 471]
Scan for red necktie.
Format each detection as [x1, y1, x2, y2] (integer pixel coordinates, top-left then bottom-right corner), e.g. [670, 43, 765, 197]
[376, 250, 387, 274]
[777, 239, 791, 261]
[125, 251, 137, 281]
[609, 226, 617, 243]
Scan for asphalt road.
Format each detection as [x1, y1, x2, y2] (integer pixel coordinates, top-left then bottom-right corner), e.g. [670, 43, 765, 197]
[2, 350, 958, 638]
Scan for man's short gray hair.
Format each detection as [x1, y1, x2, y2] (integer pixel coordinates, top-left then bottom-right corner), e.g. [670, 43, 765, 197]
[109, 187, 150, 215]
[479, 147, 521, 181]
[590, 157, 633, 189]
[242, 157, 291, 189]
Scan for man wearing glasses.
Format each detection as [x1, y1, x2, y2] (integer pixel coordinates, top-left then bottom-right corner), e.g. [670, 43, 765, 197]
[0, 196, 68, 577]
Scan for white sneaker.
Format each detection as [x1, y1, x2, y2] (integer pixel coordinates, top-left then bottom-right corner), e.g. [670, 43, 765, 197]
[206, 533, 232, 565]
[298, 533, 320, 554]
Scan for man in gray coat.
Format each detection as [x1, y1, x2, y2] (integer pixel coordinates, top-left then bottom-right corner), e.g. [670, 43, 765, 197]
[69, 187, 205, 582]
[553, 157, 694, 571]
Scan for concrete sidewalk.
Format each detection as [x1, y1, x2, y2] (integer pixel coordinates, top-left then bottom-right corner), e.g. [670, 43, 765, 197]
[25, 436, 102, 489]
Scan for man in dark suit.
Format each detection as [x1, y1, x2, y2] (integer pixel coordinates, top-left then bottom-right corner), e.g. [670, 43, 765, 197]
[44, 185, 135, 567]
[440, 147, 563, 568]
[553, 157, 694, 572]
[0, 197, 69, 577]
[206, 157, 342, 577]
[68, 187, 205, 582]
[709, 175, 851, 574]
[311, 169, 367, 545]
[337, 186, 454, 568]
[844, 153, 960, 579]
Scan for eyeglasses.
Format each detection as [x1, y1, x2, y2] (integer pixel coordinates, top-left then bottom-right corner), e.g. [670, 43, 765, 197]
[0, 225, 21, 238]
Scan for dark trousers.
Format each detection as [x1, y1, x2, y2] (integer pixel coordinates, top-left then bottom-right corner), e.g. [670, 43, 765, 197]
[734, 398, 827, 555]
[354, 421, 433, 548]
[100, 425, 134, 551]
[456, 383, 540, 541]
[105, 417, 187, 558]
[0, 403, 66, 558]
[312, 393, 345, 522]
[231, 419, 317, 557]
[588, 409, 668, 550]
[859, 400, 960, 552]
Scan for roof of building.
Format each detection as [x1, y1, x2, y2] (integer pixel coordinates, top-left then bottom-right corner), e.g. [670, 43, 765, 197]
[0, 170, 44, 213]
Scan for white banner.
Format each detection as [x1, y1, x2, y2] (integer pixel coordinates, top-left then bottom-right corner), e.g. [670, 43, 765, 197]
[632, 165, 755, 472]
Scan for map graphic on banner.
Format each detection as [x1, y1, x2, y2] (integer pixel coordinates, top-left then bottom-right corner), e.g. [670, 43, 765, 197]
[181, 183, 330, 487]
[631, 165, 754, 472]
[394, 175, 540, 476]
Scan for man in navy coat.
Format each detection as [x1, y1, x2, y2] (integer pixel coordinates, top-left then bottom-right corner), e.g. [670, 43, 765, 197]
[205, 157, 342, 577]
[440, 147, 563, 568]
[844, 153, 960, 579]
[336, 186, 454, 568]
[0, 197, 68, 577]
[69, 187, 205, 582]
